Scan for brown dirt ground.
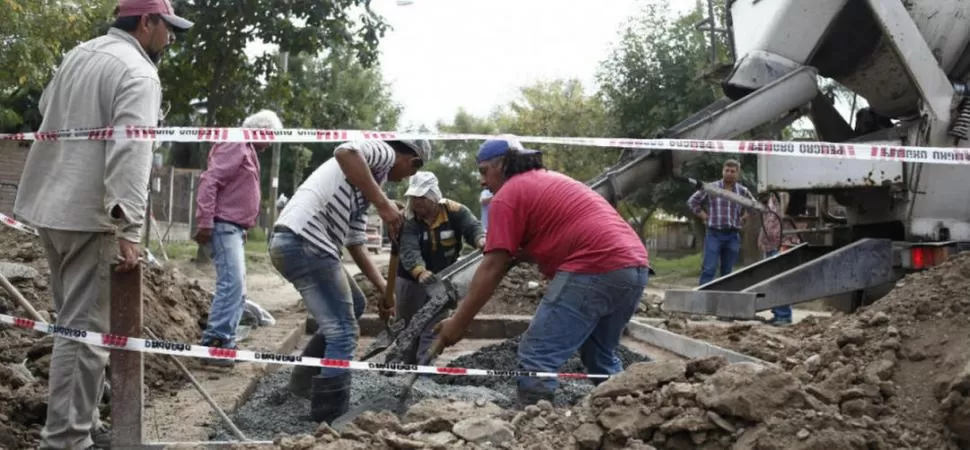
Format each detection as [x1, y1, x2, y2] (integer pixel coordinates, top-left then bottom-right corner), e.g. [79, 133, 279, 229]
[0, 226, 212, 448]
[262, 250, 970, 449]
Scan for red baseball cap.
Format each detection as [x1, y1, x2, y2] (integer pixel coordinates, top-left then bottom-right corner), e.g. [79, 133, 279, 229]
[116, 0, 194, 31]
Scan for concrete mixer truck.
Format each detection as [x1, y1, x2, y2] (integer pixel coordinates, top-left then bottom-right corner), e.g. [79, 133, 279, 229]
[372, 0, 970, 364]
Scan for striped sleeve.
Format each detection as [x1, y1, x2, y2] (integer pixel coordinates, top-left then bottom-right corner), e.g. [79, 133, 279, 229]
[346, 210, 368, 247]
[337, 141, 396, 175]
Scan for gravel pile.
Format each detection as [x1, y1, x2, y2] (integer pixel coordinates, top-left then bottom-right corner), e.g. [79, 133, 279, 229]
[211, 366, 512, 441]
[434, 335, 652, 407]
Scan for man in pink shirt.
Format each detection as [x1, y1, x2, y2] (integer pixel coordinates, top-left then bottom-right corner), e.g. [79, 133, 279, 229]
[435, 135, 650, 406]
[194, 109, 282, 366]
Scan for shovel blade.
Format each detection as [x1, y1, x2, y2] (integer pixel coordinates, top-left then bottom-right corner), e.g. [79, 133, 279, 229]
[360, 318, 406, 361]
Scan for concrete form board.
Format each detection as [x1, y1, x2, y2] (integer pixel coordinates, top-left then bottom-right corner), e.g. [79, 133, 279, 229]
[624, 319, 772, 367]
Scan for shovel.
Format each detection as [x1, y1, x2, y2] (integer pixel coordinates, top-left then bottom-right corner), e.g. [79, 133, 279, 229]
[392, 338, 445, 413]
[358, 240, 403, 361]
[330, 338, 446, 430]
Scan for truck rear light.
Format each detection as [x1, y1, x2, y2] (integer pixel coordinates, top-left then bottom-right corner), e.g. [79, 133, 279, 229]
[906, 246, 951, 270]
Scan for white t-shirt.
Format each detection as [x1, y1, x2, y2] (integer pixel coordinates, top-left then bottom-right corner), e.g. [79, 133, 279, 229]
[276, 141, 395, 258]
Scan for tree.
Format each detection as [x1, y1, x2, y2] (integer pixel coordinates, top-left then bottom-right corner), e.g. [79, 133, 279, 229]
[160, 0, 389, 131]
[0, 0, 116, 130]
[257, 50, 403, 200]
[495, 79, 621, 182]
[596, 1, 757, 244]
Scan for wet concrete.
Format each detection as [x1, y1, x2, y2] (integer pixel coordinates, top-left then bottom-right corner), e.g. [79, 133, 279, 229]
[433, 335, 652, 407]
[210, 366, 509, 441]
[212, 334, 653, 440]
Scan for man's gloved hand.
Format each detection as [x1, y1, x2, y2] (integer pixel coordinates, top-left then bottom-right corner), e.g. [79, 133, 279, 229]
[417, 271, 434, 283]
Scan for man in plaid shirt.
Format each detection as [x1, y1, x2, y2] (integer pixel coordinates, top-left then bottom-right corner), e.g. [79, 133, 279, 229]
[687, 159, 753, 285]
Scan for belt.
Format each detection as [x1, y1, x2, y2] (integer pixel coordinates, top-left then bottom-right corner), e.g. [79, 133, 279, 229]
[214, 218, 247, 230]
[710, 227, 741, 233]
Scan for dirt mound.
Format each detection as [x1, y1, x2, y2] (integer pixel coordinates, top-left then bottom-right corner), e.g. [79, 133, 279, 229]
[482, 264, 547, 315]
[0, 226, 211, 448]
[664, 251, 970, 448]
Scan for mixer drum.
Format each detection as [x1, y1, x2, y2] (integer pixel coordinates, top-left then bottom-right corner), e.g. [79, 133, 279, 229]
[818, 0, 970, 118]
[727, 0, 970, 119]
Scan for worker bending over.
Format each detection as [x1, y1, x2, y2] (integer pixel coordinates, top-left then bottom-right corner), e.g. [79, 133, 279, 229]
[398, 171, 485, 364]
[434, 136, 649, 406]
[270, 139, 430, 423]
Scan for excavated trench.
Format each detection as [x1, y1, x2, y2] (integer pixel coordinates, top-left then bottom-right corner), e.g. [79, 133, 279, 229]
[210, 332, 656, 441]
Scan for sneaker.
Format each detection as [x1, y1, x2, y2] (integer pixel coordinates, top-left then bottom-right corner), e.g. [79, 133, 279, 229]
[91, 423, 110, 448]
[201, 339, 238, 367]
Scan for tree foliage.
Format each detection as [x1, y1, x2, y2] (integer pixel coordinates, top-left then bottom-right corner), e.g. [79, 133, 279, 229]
[0, 0, 116, 130]
[427, 110, 501, 215]
[596, 0, 757, 231]
[426, 80, 622, 217]
[256, 50, 403, 200]
[495, 79, 621, 182]
[160, 0, 389, 129]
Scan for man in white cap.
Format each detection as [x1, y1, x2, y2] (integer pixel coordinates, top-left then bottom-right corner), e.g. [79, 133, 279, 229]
[397, 171, 485, 364]
[13, 1, 192, 448]
[269, 139, 430, 424]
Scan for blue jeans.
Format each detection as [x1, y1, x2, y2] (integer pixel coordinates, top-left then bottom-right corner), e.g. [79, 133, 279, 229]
[699, 228, 741, 285]
[201, 221, 248, 347]
[269, 230, 365, 377]
[517, 267, 648, 396]
[764, 250, 792, 320]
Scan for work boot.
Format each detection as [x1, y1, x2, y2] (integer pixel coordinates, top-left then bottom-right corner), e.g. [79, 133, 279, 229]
[289, 334, 327, 398]
[201, 339, 238, 368]
[92, 423, 110, 448]
[516, 388, 555, 409]
[310, 372, 352, 424]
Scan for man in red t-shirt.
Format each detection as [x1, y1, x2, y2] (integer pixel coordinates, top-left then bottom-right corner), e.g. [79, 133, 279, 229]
[434, 135, 650, 406]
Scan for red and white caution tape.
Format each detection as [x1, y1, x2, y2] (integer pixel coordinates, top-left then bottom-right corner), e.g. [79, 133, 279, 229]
[0, 313, 608, 380]
[0, 212, 38, 236]
[1, 125, 968, 166]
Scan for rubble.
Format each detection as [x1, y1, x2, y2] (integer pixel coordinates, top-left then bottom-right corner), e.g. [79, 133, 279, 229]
[266, 250, 970, 449]
[0, 226, 212, 448]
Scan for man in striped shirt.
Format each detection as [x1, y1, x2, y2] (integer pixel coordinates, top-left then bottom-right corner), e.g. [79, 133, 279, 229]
[687, 159, 753, 285]
[269, 138, 430, 424]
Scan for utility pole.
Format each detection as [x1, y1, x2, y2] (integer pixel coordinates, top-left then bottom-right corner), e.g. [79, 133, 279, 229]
[268, 51, 288, 231]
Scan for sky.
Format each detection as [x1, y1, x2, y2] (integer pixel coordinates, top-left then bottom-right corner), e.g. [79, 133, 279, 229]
[248, 0, 700, 130]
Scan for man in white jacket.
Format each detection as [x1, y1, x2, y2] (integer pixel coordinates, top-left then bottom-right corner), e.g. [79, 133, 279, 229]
[13, 1, 193, 448]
